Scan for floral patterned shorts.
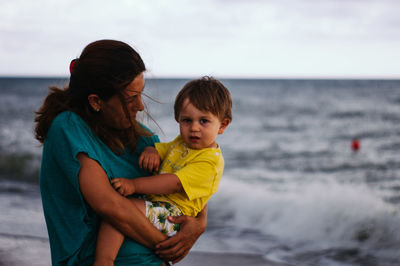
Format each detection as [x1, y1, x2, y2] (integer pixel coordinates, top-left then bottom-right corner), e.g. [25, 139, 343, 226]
[145, 201, 182, 236]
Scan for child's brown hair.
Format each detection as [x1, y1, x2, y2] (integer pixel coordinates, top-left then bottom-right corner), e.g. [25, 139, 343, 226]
[174, 76, 232, 122]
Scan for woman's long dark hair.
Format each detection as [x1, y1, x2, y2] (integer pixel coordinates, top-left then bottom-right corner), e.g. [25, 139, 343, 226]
[35, 39, 150, 153]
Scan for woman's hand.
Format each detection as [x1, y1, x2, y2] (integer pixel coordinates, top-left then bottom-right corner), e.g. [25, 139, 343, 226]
[139, 147, 160, 173]
[155, 206, 208, 264]
[111, 178, 136, 196]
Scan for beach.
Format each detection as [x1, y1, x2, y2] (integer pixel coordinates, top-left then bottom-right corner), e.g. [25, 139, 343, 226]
[0, 237, 281, 266]
[180, 252, 284, 266]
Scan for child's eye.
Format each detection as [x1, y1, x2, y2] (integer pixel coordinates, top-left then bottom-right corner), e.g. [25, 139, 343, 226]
[181, 118, 191, 123]
[200, 119, 209, 124]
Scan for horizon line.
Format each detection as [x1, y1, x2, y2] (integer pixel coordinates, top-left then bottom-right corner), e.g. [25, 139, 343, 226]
[0, 74, 399, 81]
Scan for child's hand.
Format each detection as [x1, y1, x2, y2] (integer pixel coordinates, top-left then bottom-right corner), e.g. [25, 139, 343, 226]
[139, 146, 161, 173]
[111, 178, 135, 196]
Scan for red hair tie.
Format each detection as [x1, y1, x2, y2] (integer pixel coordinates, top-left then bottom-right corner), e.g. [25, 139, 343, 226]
[69, 59, 78, 74]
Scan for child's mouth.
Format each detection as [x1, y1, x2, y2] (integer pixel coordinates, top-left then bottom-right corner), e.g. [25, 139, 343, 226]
[190, 136, 200, 142]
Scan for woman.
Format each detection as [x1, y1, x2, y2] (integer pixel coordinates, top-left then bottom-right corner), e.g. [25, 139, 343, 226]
[35, 40, 207, 265]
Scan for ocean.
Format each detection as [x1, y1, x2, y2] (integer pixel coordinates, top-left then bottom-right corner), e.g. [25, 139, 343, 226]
[0, 77, 399, 265]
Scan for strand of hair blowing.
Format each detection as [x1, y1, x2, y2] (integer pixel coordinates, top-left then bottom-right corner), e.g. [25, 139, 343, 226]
[34, 86, 72, 143]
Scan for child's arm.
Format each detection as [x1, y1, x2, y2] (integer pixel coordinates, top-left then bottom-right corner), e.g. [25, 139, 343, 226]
[111, 174, 183, 197]
[139, 146, 160, 173]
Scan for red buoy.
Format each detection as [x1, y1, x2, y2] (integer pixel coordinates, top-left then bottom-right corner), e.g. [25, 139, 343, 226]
[351, 139, 360, 151]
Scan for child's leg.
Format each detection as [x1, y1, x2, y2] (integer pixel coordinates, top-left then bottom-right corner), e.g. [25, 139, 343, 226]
[94, 198, 146, 266]
[94, 221, 124, 266]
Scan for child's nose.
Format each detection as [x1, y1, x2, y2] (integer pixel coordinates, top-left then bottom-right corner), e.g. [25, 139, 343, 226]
[190, 122, 200, 131]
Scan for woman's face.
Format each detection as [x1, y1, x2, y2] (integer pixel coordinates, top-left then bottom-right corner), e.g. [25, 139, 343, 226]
[101, 72, 145, 129]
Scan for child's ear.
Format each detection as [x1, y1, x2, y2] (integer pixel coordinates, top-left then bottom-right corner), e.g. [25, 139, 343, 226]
[218, 119, 231, 134]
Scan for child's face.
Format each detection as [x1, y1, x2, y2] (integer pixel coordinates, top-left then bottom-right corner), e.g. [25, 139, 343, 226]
[178, 98, 229, 149]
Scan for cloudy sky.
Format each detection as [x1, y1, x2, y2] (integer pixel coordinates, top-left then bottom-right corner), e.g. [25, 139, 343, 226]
[1, 0, 399, 78]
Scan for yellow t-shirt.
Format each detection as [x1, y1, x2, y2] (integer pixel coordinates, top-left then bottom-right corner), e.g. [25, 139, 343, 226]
[148, 135, 224, 216]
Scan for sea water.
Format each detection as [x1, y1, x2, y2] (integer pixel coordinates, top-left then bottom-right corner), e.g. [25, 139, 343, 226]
[1, 77, 399, 265]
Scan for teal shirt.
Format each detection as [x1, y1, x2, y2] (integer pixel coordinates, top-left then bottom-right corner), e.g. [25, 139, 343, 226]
[40, 111, 162, 266]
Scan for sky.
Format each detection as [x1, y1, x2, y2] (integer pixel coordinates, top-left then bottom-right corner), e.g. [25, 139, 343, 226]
[0, 0, 399, 79]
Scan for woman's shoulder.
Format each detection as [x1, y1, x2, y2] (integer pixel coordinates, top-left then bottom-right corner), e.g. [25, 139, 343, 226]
[45, 111, 107, 161]
[47, 111, 92, 141]
[52, 110, 85, 127]
[50, 111, 92, 132]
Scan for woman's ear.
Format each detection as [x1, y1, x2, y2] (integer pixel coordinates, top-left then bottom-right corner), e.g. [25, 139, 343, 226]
[88, 94, 102, 112]
[218, 118, 231, 134]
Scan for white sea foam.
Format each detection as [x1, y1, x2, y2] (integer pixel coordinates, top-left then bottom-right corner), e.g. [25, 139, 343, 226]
[207, 177, 400, 258]
[0, 119, 39, 155]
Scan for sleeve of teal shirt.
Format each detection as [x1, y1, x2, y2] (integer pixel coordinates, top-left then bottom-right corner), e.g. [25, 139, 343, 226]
[47, 112, 105, 193]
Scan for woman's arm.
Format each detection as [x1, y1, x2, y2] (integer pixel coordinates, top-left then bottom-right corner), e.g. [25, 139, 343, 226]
[156, 205, 208, 263]
[77, 153, 167, 248]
